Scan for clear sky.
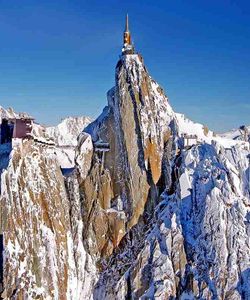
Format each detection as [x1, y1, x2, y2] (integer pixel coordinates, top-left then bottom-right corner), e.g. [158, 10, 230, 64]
[0, 0, 249, 132]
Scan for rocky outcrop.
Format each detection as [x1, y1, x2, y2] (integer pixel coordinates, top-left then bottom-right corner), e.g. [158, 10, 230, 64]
[104, 142, 250, 299]
[0, 140, 96, 299]
[78, 54, 176, 259]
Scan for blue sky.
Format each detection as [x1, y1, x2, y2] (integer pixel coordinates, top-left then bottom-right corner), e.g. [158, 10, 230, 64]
[0, 0, 249, 131]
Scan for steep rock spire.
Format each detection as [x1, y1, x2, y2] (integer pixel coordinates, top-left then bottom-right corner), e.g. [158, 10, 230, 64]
[81, 53, 176, 258]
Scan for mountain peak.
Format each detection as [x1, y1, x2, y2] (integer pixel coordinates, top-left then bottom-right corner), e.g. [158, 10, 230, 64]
[1, 15, 250, 300]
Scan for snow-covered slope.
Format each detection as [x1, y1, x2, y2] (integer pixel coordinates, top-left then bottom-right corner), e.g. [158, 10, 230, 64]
[46, 116, 92, 147]
[110, 141, 250, 299]
[220, 125, 250, 142]
[175, 113, 249, 148]
[0, 106, 17, 120]
[44, 117, 91, 168]
[0, 106, 32, 121]
[30, 116, 91, 168]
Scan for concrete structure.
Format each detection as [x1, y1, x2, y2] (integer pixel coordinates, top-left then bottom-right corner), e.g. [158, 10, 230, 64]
[122, 14, 135, 55]
[94, 139, 110, 152]
[0, 116, 34, 144]
[94, 138, 110, 170]
[181, 133, 198, 148]
[11, 117, 34, 139]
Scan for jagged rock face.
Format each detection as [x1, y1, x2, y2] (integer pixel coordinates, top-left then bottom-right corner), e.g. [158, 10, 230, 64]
[1, 140, 96, 299]
[106, 142, 250, 299]
[178, 143, 250, 299]
[79, 54, 176, 258]
[111, 55, 174, 227]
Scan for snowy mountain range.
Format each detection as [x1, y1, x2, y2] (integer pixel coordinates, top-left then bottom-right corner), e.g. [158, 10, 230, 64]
[45, 116, 92, 147]
[219, 125, 250, 142]
[31, 116, 91, 168]
[0, 54, 249, 299]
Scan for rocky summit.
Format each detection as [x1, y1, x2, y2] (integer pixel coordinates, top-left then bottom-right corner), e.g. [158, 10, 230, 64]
[0, 38, 250, 300]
